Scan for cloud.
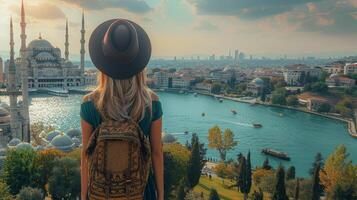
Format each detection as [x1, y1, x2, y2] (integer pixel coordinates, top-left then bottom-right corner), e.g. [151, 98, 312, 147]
[187, 0, 323, 20]
[193, 20, 218, 31]
[57, 0, 152, 13]
[10, 3, 65, 20]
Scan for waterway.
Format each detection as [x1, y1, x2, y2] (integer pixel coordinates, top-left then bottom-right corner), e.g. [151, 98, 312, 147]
[2, 92, 356, 177]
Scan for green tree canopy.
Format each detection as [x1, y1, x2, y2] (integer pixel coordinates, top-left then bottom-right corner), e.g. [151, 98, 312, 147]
[208, 188, 220, 200]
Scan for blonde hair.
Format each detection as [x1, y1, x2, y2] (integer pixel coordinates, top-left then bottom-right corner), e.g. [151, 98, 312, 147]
[85, 70, 152, 122]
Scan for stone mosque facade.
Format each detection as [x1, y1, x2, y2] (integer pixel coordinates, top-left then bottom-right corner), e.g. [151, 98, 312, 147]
[0, 1, 86, 147]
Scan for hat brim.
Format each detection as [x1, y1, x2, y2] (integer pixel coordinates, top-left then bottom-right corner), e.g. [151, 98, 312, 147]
[89, 19, 151, 80]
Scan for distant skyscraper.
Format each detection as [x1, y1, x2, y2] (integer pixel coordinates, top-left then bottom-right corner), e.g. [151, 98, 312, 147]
[239, 52, 245, 60]
[0, 57, 3, 83]
[234, 50, 239, 61]
[65, 20, 69, 61]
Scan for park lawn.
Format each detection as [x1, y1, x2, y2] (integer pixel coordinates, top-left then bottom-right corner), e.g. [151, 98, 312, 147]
[194, 176, 271, 200]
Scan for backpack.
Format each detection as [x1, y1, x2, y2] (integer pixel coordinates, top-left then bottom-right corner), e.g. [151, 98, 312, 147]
[86, 118, 152, 200]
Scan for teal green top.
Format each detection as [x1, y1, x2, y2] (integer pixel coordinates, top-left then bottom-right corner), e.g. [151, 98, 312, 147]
[80, 100, 163, 200]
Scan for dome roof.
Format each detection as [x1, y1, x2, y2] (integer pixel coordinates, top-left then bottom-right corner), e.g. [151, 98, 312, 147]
[15, 142, 34, 151]
[72, 137, 81, 147]
[35, 52, 55, 60]
[0, 107, 9, 118]
[8, 138, 21, 148]
[162, 133, 177, 144]
[330, 73, 338, 79]
[251, 78, 264, 86]
[66, 129, 82, 139]
[28, 39, 53, 50]
[51, 134, 73, 147]
[46, 130, 61, 142]
[0, 103, 10, 111]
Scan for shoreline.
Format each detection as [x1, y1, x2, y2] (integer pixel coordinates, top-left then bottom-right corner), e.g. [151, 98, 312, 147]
[155, 89, 357, 139]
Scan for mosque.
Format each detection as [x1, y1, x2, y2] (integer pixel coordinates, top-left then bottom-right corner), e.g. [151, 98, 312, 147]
[0, 0, 86, 148]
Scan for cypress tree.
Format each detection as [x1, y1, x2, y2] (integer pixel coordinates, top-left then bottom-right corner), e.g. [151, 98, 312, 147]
[252, 188, 264, 200]
[208, 188, 220, 200]
[312, 164, 321, 200]
[262, 158, 272, 170]
[309, 153, 323, 176]
[238, 156, 249, 200]
[177, 181, 186, 200]
[286, 166, 296, 180]
[246, 151, 252, 196]
[187, 138, 202, 188]
[272, 165, 288, 200]
[294, 178, 300, 200]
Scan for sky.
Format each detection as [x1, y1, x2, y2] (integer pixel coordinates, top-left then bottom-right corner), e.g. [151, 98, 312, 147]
[0, 0, 357, 60]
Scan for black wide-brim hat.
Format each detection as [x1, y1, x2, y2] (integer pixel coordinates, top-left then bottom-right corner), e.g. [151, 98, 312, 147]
[89, 19, 151, 80]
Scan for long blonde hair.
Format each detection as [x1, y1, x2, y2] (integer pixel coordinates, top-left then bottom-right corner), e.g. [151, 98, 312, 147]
[85, 70, 152, 122]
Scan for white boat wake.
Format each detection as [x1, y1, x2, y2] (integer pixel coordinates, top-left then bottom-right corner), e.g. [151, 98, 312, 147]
[215, 119, 252, 127]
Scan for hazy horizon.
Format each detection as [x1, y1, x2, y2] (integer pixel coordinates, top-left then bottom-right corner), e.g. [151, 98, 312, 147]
[0, 0, 357, 59]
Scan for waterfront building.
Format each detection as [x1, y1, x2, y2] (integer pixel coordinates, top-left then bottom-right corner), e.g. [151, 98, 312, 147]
[324, 61, 345, 74]
[209, 66, 237, 83]
[171, 76, 193, 89]
[84, 70, 98, 86]
[153, 71, 170, 89]
[298, 92, 336, 111]
[343, 63, 357, 75]
[246, 78, 265, 96]
[283, 64, 321, 86]
[49, 134, 75, 152]
[326, 74, 355, 88]
[193, 82, 212, 94]
[0, 107, 11, 147]
[0, 57, 4, 84]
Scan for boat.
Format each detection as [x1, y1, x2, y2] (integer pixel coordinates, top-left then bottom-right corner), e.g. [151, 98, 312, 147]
[262, 148, 291, 161]
[279, 113, 284, 117]
[231, 110, 237, 115]
[194, 93, 198, 97]
[202, 112, 205, 117]
[253, 123, 262, 128]
[179, 90, 185, 94]
[219, 99, 223, 103]
[184, 131, 189, 135]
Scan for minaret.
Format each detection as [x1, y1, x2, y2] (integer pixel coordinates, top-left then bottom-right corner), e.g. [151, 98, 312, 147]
[8, 17, 21, 139]
[20, 0, 30, 142]
[65, 20, 69, 61]
[80, 12, 85, 76]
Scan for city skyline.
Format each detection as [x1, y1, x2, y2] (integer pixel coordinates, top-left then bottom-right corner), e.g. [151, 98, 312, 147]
[0, 0, 357, 60]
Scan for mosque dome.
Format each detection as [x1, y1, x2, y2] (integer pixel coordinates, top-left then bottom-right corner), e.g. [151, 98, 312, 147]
[28, 39, 53, 50]
[162, 133, 177, 144]
[8, 138, 21, 148]
[46, 130, 62, 142]
[50, 134, 74, 152]
[330, 73, 338, 79]
[0, 102, 10, 111]
[15, 142, 34, 151]
[0, 107, 10, 124]
[35, 52, 56, 60]
[66, 129, 82, 139]
[251, 78, 265, 86]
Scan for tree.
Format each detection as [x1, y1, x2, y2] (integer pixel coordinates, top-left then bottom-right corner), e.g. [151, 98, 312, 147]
[252, 168, 274, 186]
[2, 149, 40, 195]
[272, 165, 288, 200]
[211, 83, 222, 94]
[335, 97, 353, 117]
[271, 88, 287, 105]
[208, 188, 220, 200]
[163, 143, 190, 199]
[48, 157, 80, 200]
[311, 82, 328, 93]
[312, 164, 321, 200]
[237, 155, 250, 200]
[317, 103, 331, 113]
[177, 180, 186, 200]
[187, 137, 202, 188]
[286, 95, 298, 106]
[309, 153, 323, 176]
[252, 188, 264, 200]
[0, 182, 12, 200]
[30, 122, 55, 146]
[208, 126, 237, 162]
[246, 152, 252, 197]
[262, 158, 272, 170]
[17, 187, 44, 200]
[319, 145, 357, 199]
[286, 166, 296, 180]
[33, 149, 64, 195]
[187, 134, 206, 170]
[294, 179, 299, 200]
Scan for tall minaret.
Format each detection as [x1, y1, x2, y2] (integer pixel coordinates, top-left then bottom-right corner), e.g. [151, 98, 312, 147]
[20, 0, 30, 142]
[8, 17, 21, 139]
[80, 12, 85, 76]
[65, 20, 69, 61]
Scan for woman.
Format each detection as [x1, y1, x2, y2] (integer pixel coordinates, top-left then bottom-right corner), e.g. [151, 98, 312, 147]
[80, 19, 163, 200]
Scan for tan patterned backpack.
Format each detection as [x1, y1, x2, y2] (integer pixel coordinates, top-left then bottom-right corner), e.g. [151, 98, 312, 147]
[86, 118, 151, 200]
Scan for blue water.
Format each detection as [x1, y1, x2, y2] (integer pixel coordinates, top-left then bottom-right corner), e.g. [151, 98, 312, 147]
[2, 92, 356, 177]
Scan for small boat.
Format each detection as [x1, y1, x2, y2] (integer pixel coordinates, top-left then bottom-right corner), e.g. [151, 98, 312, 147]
[179, 90, 185, 94]
[202, 112, 205, 117]
[231, 110, 237, 115]
[194, 93, 198, 97]
[253, 123, 262, 128]
[262, 148, 291, 161]
[219, 99, 223, 103]
[184, 131, 189, 135]
[279, 113, 284, 117]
